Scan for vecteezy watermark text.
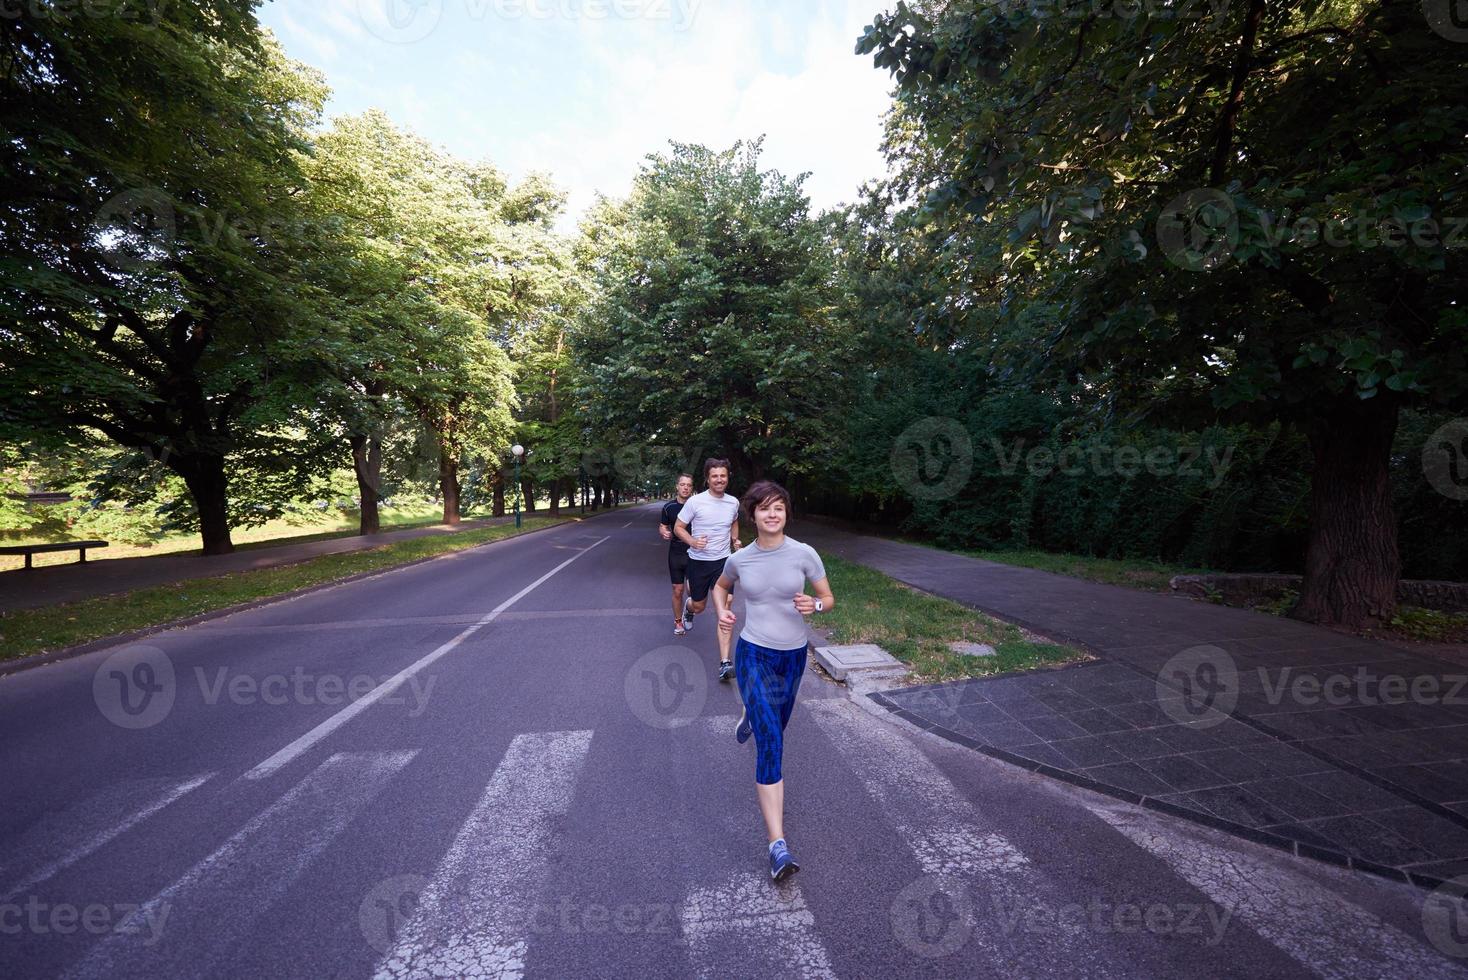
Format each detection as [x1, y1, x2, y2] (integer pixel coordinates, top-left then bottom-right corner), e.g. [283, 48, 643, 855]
[93, 645, 437, 729]
[989, 438, 1234, 487]
[1158, 645, 1468, 727]
[195, 666, 435, 717]
[0, 0, 170, 25]
[0, 897, 170, 946]
[355, 0, 705, 44]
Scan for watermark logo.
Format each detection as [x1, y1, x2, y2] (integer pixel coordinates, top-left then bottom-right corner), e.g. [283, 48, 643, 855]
[1423, 875, 1468, 958]
[359, 874, 429, 953]
[624, 645, 707, 728]
[1424, 0, 1468, 42]
[1423, 419, 1468, 501]
[891, 417, 973, 502]
[93, 645, 176, 729]
[1157, 644, 1238, 727]
[92, 188, 176, 272]
[1157, 189, 1239, 272]
[358, 0, 444, 43]
[890, 876, 973, 958]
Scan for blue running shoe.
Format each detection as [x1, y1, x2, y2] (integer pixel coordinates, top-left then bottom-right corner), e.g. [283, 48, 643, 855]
[769, 839, 799, 882]
[735, 707, 752, 744]
[718, 660, 735, 684]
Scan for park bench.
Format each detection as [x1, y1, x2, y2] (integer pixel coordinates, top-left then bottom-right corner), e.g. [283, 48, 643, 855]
[0, 540, 109, 570]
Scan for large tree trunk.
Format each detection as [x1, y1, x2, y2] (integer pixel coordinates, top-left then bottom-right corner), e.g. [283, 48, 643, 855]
[491, 470, 505, 517]
[180, 454, 234, 555]
[1292, 394, 1401, 629]
[349, 433, 383, 535]
[439, 450, 461, 525]
[549, 478, 560, 516]
[521, 478, 536, 514]
[566, 479, 577, 509]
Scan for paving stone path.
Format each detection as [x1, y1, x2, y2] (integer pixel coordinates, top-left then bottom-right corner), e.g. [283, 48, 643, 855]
[800, 519, 1468, 888]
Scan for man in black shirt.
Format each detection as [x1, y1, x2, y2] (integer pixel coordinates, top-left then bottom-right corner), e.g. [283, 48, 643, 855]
[658, 473, 696, 634]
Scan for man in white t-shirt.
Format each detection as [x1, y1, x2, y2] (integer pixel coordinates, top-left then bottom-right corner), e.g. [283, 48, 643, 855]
[675, 457, 741, 682]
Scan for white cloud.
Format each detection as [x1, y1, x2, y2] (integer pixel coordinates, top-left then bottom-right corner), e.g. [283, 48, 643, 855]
[261, 0, 896, 231]
[500, 0, 894, 228]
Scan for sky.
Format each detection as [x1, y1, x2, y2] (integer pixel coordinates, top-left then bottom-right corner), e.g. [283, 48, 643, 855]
[258, 0, 899, 230]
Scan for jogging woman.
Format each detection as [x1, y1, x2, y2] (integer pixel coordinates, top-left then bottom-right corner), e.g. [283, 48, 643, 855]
[710, 479, 835, 882]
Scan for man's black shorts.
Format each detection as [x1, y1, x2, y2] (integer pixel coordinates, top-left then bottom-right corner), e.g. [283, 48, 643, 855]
[668, 546, 690, 585]
[686, 556, 728, 602]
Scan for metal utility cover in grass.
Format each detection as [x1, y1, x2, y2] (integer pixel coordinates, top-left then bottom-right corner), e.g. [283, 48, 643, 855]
[949, 642, 997, 658]
[814, 644, 907, 681]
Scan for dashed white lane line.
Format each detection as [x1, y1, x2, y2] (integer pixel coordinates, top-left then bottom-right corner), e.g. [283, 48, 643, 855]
[0, 774, 212, 904]
[244, 537, 608, 780]
[373, 730, 594, 980]
[1086, 801, 1468, 980]
[681, 874, 838, 980]
[67, 751, 415, 979]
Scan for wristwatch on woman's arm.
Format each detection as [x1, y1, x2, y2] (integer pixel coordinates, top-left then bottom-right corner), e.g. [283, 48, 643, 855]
[814, 599, 824, 613]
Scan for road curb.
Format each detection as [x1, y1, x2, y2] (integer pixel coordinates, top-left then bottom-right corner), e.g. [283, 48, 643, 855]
[859, 686, 1452, 894]
[0, 510, 630, 679]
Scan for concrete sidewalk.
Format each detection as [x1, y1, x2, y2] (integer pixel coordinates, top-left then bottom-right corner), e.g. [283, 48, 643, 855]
[801, 518, 1468, 888]
[0, 515, 535, 613]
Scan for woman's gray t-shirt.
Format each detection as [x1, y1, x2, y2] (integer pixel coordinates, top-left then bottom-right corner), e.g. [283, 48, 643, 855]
[722, 536, 828, 651]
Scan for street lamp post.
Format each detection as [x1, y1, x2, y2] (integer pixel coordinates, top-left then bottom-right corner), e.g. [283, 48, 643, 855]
[512, 444, 525, 528]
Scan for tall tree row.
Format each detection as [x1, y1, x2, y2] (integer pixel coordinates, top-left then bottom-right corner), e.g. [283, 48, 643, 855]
[853, 0, 1468, 628]
[1, 6, 571, 548]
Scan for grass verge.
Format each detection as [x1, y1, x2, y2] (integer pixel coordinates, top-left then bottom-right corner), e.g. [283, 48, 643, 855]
[956, 548, 1214, 592]
[0, 514, 584, 662]
[837, 524, 1468, 646]
[817, 555, 1088, 684]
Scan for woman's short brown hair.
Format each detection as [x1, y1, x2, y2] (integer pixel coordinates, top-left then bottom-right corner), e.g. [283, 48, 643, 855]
[741, 479, 792, 523]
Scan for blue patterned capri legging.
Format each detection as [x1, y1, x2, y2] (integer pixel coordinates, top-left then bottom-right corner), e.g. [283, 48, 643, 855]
[735, 636, 808, 785]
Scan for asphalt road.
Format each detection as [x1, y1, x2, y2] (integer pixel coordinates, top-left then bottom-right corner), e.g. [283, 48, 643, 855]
[2, 505, 1465, 979]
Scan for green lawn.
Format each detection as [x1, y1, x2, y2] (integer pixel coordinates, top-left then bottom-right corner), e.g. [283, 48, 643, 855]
[955, 548, 1216, 592]
[0, 513, 596, 662]
[0, 501, 449, 572]
[0, 494, 596, 571]
[817, 555, 1087, 684]
[839, 524, 1468, 645]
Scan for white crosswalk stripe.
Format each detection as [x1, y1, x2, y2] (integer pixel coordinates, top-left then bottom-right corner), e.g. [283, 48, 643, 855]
[0, 774, 212, 905]
[681, 873, 838, 980]
[807, 699, 1093, 967]
[372, 730, 594, 980]
[1086, 800, 1468, 980]
[65, 751, 415, 980]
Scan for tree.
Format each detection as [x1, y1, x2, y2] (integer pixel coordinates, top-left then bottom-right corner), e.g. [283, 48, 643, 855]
[0, 5, 341, 554]
[572, 139, 849, 489]
[860, 0, 1468, 627]
[306, 112, 567, 527]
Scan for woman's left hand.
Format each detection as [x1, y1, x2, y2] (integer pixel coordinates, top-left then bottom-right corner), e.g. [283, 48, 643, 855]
[793, 594, 817, 615]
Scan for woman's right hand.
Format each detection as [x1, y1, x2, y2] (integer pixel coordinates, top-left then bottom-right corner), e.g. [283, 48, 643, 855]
[718, 609, 737, 634]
